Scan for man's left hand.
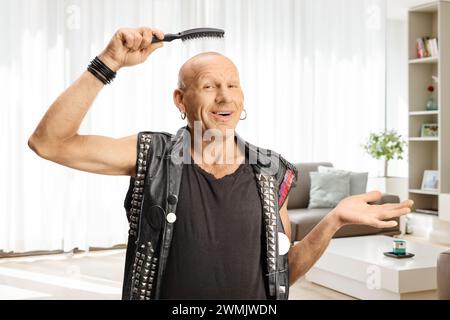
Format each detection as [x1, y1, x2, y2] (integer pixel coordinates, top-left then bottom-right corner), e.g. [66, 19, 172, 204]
[331, 191, 413, 229]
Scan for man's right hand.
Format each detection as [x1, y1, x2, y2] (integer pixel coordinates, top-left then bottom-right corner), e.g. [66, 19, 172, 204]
[98, 27, 165, 72]
[28, 27, 167, 177]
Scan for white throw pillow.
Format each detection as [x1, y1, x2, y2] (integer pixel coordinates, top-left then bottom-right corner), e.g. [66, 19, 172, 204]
[308, 171, 351, 208]
[318, 166, 368, 196]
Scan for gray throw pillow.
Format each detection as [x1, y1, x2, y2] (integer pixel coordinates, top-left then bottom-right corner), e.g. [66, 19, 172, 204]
[318, 166, 368, 195]
[308, 171, 351, 208]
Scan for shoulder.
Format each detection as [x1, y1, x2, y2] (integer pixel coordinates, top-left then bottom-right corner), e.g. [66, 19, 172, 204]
[273, 153, 298, 190]
[251, 144, 297, 207]
[137, 130, 174, 142]
[135, 130, 176, 152]
[251, 144, 297, 183]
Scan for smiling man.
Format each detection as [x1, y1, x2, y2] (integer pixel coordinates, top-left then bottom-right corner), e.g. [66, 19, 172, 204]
[28, 27, 413, 300]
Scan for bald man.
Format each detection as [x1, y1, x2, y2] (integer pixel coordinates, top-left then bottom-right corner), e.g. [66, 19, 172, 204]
[29, 27, 413, 300]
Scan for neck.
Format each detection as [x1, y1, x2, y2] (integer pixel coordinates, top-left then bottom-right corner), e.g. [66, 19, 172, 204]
[187, 126, 244, 167]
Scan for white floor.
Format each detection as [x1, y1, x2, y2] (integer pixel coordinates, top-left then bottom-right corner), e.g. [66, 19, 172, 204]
[0, 250, 125, 300]
[0, 249, 352, 300]
[3, 233, 447, 300]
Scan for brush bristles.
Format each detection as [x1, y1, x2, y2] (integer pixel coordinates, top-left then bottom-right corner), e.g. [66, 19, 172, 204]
[181, 32, 224, 41]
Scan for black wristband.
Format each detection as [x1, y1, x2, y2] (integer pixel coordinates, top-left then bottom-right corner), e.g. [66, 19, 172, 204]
[91, 58, 116, 79]
[87, 56, 117, 85]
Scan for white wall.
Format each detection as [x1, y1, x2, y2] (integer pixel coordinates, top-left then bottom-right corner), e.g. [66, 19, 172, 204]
[386, 19, 408, 177]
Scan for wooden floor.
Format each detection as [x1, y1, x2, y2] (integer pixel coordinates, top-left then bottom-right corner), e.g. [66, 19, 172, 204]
[0, 249, 353, 300]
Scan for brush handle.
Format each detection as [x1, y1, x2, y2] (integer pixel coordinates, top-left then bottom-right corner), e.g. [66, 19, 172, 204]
[151, 33, 179, 43]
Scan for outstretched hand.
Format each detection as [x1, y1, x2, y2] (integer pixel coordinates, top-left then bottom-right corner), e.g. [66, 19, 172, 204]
[332, 191, 413, 229]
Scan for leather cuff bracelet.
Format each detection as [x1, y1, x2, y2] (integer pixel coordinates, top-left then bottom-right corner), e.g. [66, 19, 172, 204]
[87, 56, 117, 85]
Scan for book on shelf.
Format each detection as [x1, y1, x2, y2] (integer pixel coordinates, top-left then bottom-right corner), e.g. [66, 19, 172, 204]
[415, 208, 438, 215]
[416, 37, 439, 58]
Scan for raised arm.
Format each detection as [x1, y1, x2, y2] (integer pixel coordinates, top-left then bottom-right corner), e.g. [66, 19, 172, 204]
[28, 27, 164, 176]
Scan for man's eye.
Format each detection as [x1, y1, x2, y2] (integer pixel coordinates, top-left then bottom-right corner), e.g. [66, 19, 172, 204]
[204, 85, 214, 89]
[228, 85, 238, 88]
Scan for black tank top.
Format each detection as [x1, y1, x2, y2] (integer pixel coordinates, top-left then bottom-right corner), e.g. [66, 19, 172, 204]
[160, 161, 268, 299]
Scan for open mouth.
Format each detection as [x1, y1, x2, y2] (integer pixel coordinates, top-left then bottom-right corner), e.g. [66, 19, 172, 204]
[211, 111, 234, 121]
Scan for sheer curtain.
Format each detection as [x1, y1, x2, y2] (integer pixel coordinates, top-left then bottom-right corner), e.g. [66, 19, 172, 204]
[0, 0, 386, 253]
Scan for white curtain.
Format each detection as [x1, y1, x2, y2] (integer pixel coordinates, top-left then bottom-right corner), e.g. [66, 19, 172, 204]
[0, 0, 386, 253]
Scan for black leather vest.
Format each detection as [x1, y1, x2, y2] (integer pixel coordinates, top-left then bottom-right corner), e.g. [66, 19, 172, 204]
[122, 127, 297, 300]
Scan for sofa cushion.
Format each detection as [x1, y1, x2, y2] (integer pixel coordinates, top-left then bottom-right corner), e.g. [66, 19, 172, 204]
[318, 166, 368, 195]
[308, 171, 350, 208]
[288, 208, 332, 241]
[287, 163, 333, 210]
[288, 207, 400, 242]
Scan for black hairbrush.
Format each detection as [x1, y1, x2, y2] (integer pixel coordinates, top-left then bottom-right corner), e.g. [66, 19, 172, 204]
[151, 27, 224, 43]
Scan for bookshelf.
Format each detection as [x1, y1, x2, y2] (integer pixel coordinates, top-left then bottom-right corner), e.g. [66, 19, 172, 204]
[408, 1, 450, 222]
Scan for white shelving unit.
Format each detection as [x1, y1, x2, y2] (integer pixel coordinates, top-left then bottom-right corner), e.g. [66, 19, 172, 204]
[409, 57, 439, 64]
[408, 1, 450, 223]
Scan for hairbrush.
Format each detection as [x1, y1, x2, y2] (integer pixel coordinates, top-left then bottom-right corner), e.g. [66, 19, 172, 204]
[151, 27, 224, 43]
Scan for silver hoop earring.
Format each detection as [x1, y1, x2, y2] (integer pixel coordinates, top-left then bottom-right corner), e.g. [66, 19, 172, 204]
[180, 111, 186, 120]
[240, 109, 247, 120]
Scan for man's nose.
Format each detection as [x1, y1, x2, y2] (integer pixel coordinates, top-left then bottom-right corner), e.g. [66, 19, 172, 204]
[215, 86, 233, 104]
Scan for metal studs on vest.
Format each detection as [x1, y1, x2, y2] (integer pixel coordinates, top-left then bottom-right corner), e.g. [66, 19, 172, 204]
[256, 174, 277, 273]
[278, 232, 291, 256]
[167, 194, 178, 205]
[128, 133, 151, 238]
[166, 212, 177, 223]
[131, 241, 156, 300]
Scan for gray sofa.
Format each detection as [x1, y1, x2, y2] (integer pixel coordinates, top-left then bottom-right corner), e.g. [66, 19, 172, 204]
[287, 162, 401, 242]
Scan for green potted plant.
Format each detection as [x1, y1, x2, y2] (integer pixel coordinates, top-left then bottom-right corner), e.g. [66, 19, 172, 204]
[363, 130, 406, 178]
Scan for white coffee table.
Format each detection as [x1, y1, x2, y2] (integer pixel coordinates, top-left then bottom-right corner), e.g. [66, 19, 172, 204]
[305, 235, 446, 299]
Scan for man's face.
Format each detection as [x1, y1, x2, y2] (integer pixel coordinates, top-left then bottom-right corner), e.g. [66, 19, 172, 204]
[176, 55, 244, 134]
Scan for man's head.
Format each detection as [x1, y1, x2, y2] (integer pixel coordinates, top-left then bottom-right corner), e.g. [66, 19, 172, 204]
[173, 52, 244, 134]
